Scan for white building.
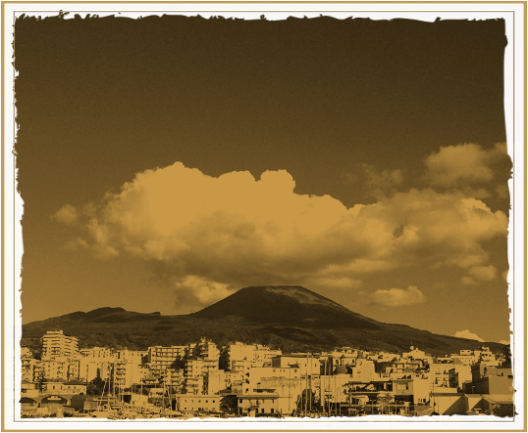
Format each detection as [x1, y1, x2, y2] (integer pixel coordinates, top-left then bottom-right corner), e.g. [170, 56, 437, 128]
[41, 330, 78, 359]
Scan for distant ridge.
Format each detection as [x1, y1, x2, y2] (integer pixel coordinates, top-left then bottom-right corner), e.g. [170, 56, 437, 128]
[21, 286, 506, 356]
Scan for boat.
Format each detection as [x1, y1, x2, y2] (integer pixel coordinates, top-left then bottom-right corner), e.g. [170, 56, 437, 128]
[466, 407, 486, 419]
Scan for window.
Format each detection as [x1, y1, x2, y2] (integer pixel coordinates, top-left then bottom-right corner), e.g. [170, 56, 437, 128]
[271, 409, 274, 414]
[261, 408, 265, 413]
[206, 400, 208, 403]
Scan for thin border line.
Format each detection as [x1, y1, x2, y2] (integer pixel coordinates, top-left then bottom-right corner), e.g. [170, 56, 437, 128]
[8, 9, 523, 11]
[2, 6, 526, 431]
[2, 1, 526, 4]
[512, 3, 516, 425]
[12, 7, 15, 425]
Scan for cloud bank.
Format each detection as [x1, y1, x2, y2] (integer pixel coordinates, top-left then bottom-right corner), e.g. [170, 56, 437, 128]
[53, 143, 509, 312]
[368, 286, 425, 307]
[425, 143, 510, 199]
[454, 329, 485, 342]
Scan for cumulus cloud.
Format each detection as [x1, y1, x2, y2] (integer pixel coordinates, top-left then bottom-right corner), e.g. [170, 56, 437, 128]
[454, 329, 485, 342]
[426, 143, 493, 185]
[492, 141, 523, 158]
[368, 286, 425, 307]
[54, 160, 508, 312]
[502, 269, 522, 286]
[461, 276, 477, 286]
[425, 142, 509, 189]
[342, 163, 403, 199]
[52, 204, 79, 224]
[172, 276, 233, 314]
[362, 164, 404, 198]
[469, 265, 497, 282]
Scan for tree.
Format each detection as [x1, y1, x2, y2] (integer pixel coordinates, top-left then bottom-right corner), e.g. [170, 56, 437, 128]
[37, 377, 48, 393]
[87, 377, 107, 395]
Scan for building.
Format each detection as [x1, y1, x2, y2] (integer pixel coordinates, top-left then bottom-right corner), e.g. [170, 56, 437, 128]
[115, 360, 144, 390]
[448, 364, 472, 390]
[194, 338, 220, 362]
[402, 346, 427, 360]
[205, 370, 245, 395]
[117, 349, 148, 363]
[42, 380, 87, 395]
[464, 363, 514, 395]
[392, 378, 430, 405]
[237, 389, 292, 417]
[183, 357, 206, 395]
[220, 342, 282, 371]
[22, 357, 43, 383]
[147, 346, 187, 370]
[271, 354, 320, 375]
[79, 347, 115, 359]
[41, 330, 79, 359]
[174, 394, 221, 413]
[246, 366, 305, 397]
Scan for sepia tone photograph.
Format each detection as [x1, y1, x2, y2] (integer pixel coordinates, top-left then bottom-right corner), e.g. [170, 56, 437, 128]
[7, 4, 522, 427]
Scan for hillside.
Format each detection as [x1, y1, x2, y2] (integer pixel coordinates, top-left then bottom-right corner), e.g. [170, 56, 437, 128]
[21, 286, 506, 356]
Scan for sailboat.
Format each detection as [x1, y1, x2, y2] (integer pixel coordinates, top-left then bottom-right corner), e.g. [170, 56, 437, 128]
[283, 353, 330, 427]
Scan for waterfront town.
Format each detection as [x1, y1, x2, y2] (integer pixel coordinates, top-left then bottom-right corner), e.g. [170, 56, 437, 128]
[20, 330, 514, 419]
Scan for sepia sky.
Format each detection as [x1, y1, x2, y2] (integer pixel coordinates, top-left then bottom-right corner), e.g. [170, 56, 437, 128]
[14, 15, 512, 342]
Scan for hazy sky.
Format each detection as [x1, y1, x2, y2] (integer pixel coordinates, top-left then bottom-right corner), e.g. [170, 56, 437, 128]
[15, 15, 511, 342]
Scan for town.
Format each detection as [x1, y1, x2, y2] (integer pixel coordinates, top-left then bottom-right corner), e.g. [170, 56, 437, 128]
[20, 330, 514, 419]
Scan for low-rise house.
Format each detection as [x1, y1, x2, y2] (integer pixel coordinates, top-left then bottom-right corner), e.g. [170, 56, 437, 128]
[174, 394, 221, 413]
[237, 389, 292, 417]
[463, 363, 514, 395]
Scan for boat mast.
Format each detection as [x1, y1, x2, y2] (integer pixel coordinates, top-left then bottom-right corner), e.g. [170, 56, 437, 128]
[304, 354, 310, 418]
[309, 353, 311, 414]
[321, 359, 326, 413]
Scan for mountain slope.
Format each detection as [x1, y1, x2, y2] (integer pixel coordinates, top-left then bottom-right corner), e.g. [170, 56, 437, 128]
[21, 286, 506, 356]
[191, 286, 380, 329]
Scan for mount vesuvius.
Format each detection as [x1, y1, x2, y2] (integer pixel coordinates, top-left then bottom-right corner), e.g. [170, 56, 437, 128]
[21, 286, 505, 356]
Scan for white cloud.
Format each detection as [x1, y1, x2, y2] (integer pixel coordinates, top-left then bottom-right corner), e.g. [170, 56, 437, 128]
[361, 164, 404, 199]
[52, 204, 78, 224]
[425, 142, 509, 189]
[469, 265, 497, 282]
[172, 276, 233, 314]
[502, 269, 522, 286]
[368, 286, 425, 307]
[426, 143, 493, 186]
[461, 276, 476, 286]
[55, 160, 508, 312]
[493, 141, 524, 158]
[454, 329, 485, 342]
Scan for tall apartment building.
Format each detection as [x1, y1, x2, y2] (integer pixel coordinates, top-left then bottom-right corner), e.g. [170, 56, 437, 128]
[184, 357, 206, 395]
[194, 338, 220, 362]
[41, 330, 79, 359]
[148, 346, 188, 370]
